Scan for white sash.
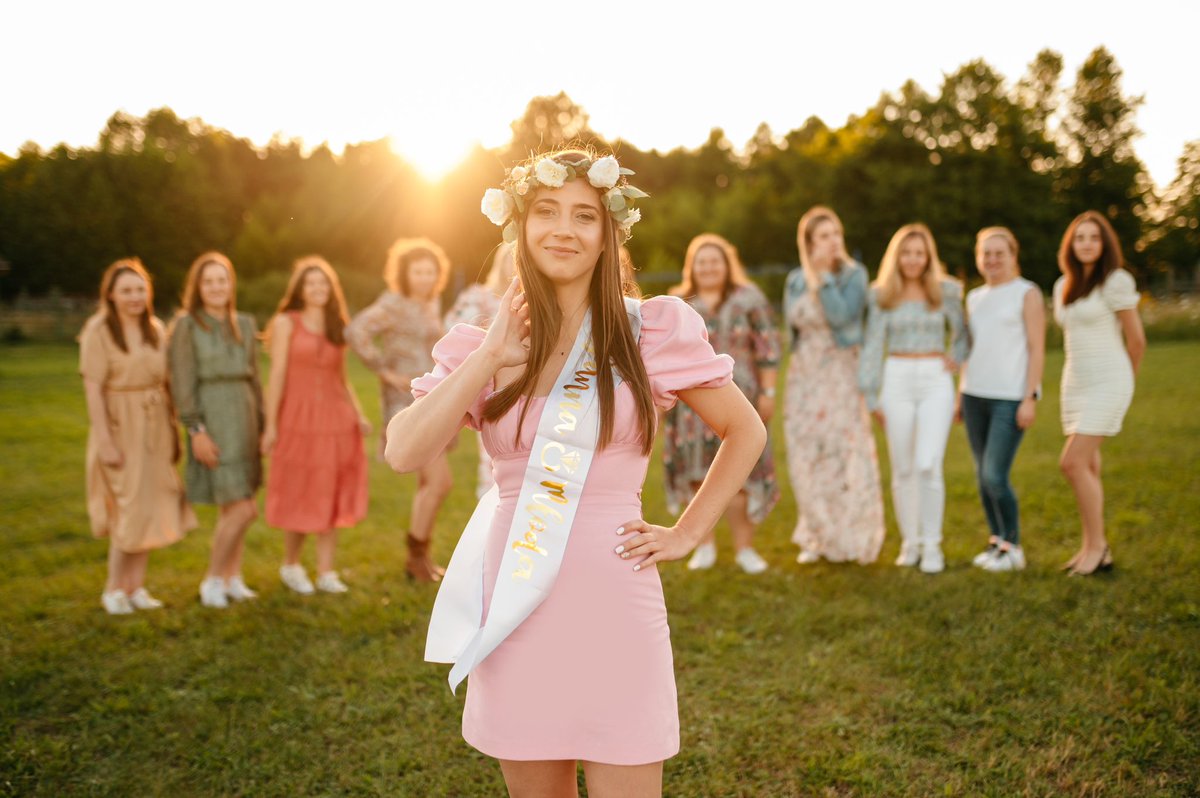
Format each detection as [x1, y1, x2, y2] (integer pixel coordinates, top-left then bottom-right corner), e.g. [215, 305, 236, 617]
[425, 298, 642, 693]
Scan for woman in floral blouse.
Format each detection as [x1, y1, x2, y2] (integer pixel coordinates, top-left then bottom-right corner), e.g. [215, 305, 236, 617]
[664, 233, 781, 574]
[346, 237, 451, 582]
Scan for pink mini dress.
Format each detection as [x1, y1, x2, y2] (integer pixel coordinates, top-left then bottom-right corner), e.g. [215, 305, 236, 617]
[412, 296, 733, 765]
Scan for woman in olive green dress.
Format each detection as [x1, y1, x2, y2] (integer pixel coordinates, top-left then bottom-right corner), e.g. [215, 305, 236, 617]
[167, 252, 264, 609]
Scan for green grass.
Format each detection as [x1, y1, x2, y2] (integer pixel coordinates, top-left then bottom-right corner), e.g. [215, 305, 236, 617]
[1, 340, 1198, 797]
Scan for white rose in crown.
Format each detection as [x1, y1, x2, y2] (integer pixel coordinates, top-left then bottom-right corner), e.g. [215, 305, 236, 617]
[481, 188, 514, 226]
[509, 165, 529, 182]
[514, 180, 530, 196]
[534, 158, 568, 188]
[620, 207, 642, 230]
[586, 156, 621, 189]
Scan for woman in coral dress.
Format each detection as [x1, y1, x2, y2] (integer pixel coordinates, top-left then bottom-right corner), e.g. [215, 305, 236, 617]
[387, 149, 766, 797]
[262, 256, 369, 595]
[81, 258, 195, 614]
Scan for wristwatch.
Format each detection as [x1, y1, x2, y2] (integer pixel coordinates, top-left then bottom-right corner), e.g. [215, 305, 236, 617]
[188, 422, 207, 436]
[1028, 389, 1041, 402]
[762, 387, 776, 398]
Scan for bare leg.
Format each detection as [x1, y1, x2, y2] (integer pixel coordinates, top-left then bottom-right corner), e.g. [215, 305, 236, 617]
[410, 453, 452, 542]
[314, 530, 337, 574]
[125, 551, 150, 592]
[723, 490, 756, 552]
[1060, 434, 1108, 572]
[581, 760, 663, 798]
[283, 531, 305, 566]
[208, 499, 257, 579]
[498, 759, 578, 798]
[105, 542, 125, 593]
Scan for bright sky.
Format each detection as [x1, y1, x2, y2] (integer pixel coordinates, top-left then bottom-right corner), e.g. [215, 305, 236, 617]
[3, 1, 1196, 187]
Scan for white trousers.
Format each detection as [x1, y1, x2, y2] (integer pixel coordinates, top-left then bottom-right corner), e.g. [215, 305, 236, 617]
[880, 357, 955, 547]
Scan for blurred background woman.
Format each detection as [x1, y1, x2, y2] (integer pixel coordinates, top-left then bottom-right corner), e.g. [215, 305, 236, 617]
[168, 252, 264, 608]
[782, 207, 885, 565]
[859, 224, 967, 574]
[664, 233, 780, 574]
[346, 237, 451, 582]
[1053, 212, 1146, 576]
[80, 258, 194, 614]
[443, 243, 515, 498]
[262, 256, 369, 595]
[958, 227, 1045, 573]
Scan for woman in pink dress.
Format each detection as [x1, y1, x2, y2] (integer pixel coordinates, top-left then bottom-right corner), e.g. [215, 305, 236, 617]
[386, 148, 766, 797]
[262, 256, 370, 595]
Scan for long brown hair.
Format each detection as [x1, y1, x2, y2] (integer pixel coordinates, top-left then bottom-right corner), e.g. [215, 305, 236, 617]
[266, 255, 350, 345]
[179, 251, 242, 342]
[93, 258, 160, 352]
[384, 237, 451, 298]
[482, 148, 656, 455]
[797, 205, 850, 289]
[1058, 211, 1124, 305]
[670, 233, 750, 309]
[873, 224, 952, 310]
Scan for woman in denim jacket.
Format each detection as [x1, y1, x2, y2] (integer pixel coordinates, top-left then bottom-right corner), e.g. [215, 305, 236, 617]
[782, 206, 885, 564]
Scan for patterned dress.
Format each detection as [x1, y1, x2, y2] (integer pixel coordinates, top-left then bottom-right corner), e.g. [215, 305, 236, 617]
[345, 291, 443, 428]
[783, 291, 885, 562]
[662, 283, 781, 523]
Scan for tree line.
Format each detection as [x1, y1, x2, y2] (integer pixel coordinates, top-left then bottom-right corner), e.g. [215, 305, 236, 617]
[1, 45, 1197, 316]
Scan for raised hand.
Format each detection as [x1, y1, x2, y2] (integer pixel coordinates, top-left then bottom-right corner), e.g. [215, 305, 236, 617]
[482, 277, 531, 369]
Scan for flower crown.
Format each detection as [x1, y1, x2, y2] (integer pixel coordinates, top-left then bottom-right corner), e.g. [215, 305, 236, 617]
[480, 154, 649, 243]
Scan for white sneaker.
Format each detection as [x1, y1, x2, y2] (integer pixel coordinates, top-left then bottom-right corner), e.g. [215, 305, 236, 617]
[101, 590, 134, 615]
[315, 571, 349, 594]
[894, 542, 921, 567]
[796, 549, 821, 565]
[918, 544, 945, 574]
[982, 546, 1026, 572]
[972, 542, 1000, 568]
[280, 564, 315, 595]
[734, 548, 769, 575]
[199, 577, 229, 608]
[128, 587, 164, 610]
[225, 575, 258, 602]
[687, 542, 717, 571]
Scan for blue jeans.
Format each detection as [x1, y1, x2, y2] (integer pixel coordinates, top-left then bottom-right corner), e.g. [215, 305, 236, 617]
[961, 394, 1025, 546]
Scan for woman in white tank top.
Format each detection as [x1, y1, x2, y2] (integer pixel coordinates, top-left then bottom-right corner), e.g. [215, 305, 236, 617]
[1053, 211, 1146, 577]
[957, 228, 1045, 572]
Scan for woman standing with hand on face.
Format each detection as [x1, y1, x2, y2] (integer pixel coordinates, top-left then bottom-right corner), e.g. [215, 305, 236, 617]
[782, 206, 885, 565]
[388, 148, 765, 797]
[262, 256, 369, 596]
[346, 238, 451, 582]
[168, 252, 265, 609]
[1053, 211, 1146, 576]
[859, 224, 968, 574]
[81, 258, 195, 614]
[664, 233, 781, 574]
[958, 228, 1045, 573]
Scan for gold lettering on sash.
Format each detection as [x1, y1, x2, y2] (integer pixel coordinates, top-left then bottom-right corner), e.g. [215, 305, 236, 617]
[541, 442, 565, 472]
[513, 554, 534, 580]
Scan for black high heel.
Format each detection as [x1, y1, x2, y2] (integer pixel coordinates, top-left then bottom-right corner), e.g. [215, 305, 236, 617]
[1068, 546, 1113, 577]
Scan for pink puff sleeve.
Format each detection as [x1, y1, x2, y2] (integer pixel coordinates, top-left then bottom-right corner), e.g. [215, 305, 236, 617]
[410, 324, 493, 431]
[639, 295, 734, 410]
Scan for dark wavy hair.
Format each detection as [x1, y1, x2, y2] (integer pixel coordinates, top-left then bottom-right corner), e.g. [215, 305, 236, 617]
[1058, 211, 1124, 305]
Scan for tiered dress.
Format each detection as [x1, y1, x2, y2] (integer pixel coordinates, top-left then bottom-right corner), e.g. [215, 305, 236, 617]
[265, 314, 368, 532]
[411, 296, 733, 764]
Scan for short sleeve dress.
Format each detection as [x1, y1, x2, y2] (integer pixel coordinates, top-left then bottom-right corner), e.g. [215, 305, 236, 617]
[1053, 269, 1140, 436]
[167, 311, 264, 505]
[264, 313, 368, 532]
[411, 296, 733, 765]
[80, 316, 195, 552]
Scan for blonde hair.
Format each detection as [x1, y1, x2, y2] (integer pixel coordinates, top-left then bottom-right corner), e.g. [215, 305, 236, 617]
[383, 237, 450, 298]
[179, 251, 242, 342]
[797, 206, 849, 289]
[874, 224, 951, 310]
[670, 233, 751, 308]
[483, 146, 655, 456]
[975, 227, 1021, 275]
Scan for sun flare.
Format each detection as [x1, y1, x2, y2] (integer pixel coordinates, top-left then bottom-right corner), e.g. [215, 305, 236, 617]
[387, 129, 474, 182]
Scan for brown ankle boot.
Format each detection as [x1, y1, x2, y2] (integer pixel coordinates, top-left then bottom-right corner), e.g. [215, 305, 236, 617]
[406, 534, 443, 582]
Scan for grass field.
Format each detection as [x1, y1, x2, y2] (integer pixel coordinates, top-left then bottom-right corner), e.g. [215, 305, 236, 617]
[1, 340, 1197, 797]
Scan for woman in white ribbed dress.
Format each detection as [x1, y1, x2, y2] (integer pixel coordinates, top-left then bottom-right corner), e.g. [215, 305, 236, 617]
[1053, 211, 1146, 576]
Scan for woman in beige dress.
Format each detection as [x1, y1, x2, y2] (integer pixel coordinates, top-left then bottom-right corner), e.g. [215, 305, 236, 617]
[80, 258, 195, 615]
[346, 237, 451, 581]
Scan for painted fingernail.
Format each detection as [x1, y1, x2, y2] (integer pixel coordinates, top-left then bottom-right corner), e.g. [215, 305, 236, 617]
[615, 527, 624, 535]
[633, 564, 641, 571]
[614, 545, 624, 554]
[621, 552, 630, 559]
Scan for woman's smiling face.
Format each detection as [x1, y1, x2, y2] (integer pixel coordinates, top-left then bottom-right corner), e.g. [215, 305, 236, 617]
[523, 178, 606, 288]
